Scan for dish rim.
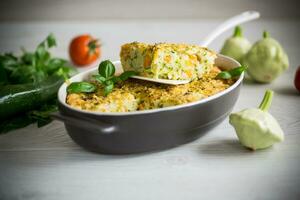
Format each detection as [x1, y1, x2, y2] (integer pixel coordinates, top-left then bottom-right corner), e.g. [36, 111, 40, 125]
[58, 54, 243, 116]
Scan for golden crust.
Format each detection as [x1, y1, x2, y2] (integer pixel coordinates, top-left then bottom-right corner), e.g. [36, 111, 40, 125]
[120, 42, 217, 80]
[66, 66, 235, 112]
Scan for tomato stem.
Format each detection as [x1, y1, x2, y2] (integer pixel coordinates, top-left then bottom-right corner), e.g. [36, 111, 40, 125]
[88, 39, 100, 55]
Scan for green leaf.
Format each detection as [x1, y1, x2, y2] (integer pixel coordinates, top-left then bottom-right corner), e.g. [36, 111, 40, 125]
[28, 102, 58, 127]
[119, 71, 136, 81]
[10, 65, 43, 84]
[0, 53, 18, 64]
[21, 52, 36, 66]
[0, 34, 77, 134]
[105, 80, 113, 85]
[31, 70, 48, 83]
[46, 33, 56, 48]
[55, 66, 77, 80]
[216, 65, 246, 79]
[37, 33, 56, 50]
[216, 71, 232, 79]
[48, 58, 67, 68]
[96, 61, 135, 95]
[35, 34, 56, 62]
[67, 82, 96, 94]
[46, 58, 67, 74]
[0, 53, 19, 72]
[93, 74, 106, 84]
[35, 43, 50, 61]
[228, 65, 247, 77]
[98, 60, 115, 78]
[104, 83, 114, 96]
[108, 76, 121, 83]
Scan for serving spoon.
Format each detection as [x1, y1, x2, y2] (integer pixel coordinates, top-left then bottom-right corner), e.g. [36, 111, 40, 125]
[129, 10, 260, 85]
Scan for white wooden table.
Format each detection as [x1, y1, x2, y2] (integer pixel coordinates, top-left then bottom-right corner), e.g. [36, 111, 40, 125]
[0, 20, 300, 200]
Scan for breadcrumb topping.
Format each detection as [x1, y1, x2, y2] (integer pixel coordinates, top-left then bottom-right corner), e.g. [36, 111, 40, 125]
[66, 67, 235, 112]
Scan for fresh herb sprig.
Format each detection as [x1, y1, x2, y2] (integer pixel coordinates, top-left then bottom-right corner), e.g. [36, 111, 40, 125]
[67, 60, 136, 96]
[0, 34, 76, 134]
[94, 60, 136, 95]
[216, 65, 247, 79]
[0, 34, 76, 85]
[67, 82, 96, 94]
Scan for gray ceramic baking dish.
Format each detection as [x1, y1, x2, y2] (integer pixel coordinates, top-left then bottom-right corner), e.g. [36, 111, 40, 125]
[53, 54, 243, 154]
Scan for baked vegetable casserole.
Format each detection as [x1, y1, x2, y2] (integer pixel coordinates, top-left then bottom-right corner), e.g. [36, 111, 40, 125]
[66, 42, 239, 113]
[120, 42, 217, 80]
[67, 67, 235, 112]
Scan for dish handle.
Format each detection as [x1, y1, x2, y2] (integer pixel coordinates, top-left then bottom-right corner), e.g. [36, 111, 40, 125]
[51, 112, 117, 134]
[200, 10, 260, 47]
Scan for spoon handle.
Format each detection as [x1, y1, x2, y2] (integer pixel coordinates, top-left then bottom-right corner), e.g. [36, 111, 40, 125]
[200, 11, 260, 47]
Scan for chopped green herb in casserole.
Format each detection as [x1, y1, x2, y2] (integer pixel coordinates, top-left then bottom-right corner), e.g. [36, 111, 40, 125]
[66, 67, 235, 112]
[120, 42, 217, 80]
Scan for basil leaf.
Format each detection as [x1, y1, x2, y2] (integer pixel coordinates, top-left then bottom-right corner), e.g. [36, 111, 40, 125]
[21, 53, 36, 66]
[48, 58, 67, 68]
[93, 74, 106, 84]
[46, 33, 56, 48]
[35, 34, 56, 62]
[10, 65, 45, 84]
[105, 80, 113, 86]
[55, 67, 76, 80]
[0, 34, 77, 134]
[228, 65, 247, 77]
[119, 71, 136, 81]
[216, 65, 246, 79]
[31, 70, 48, 83]
[67, 82, 96, 94]
[35, 43, 50, 61]
[46, 58, 67, 73]
[98, 60, 115, 78]
[0, 53, 18, 68]
[28, 102, 58, 127]
[109, 76, 121, 83]
[104, 83, 114, 96]
[216, 71, 232, 79]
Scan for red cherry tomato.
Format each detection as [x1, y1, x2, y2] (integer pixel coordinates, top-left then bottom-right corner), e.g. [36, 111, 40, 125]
[69, 34, 101, 66]
[295, 66, 300, 93]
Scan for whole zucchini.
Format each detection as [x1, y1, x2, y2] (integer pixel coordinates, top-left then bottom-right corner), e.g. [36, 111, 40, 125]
[0, 75, 64, 120]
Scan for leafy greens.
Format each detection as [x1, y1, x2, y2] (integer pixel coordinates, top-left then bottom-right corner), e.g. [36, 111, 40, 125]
[67, 60, 136, 96]
[0, 34, 76, 134]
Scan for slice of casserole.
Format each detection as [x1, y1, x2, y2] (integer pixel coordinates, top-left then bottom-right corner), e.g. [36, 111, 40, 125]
[120, 42, 217, 80]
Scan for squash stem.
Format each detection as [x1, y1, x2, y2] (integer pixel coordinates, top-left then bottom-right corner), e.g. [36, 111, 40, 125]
[258, 90, 274, 112]
[233, 26, 242, 37]
[263, 31, 270, 39]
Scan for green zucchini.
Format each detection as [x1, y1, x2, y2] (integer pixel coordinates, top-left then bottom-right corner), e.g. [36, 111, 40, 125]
[0, 75, 64, 120]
